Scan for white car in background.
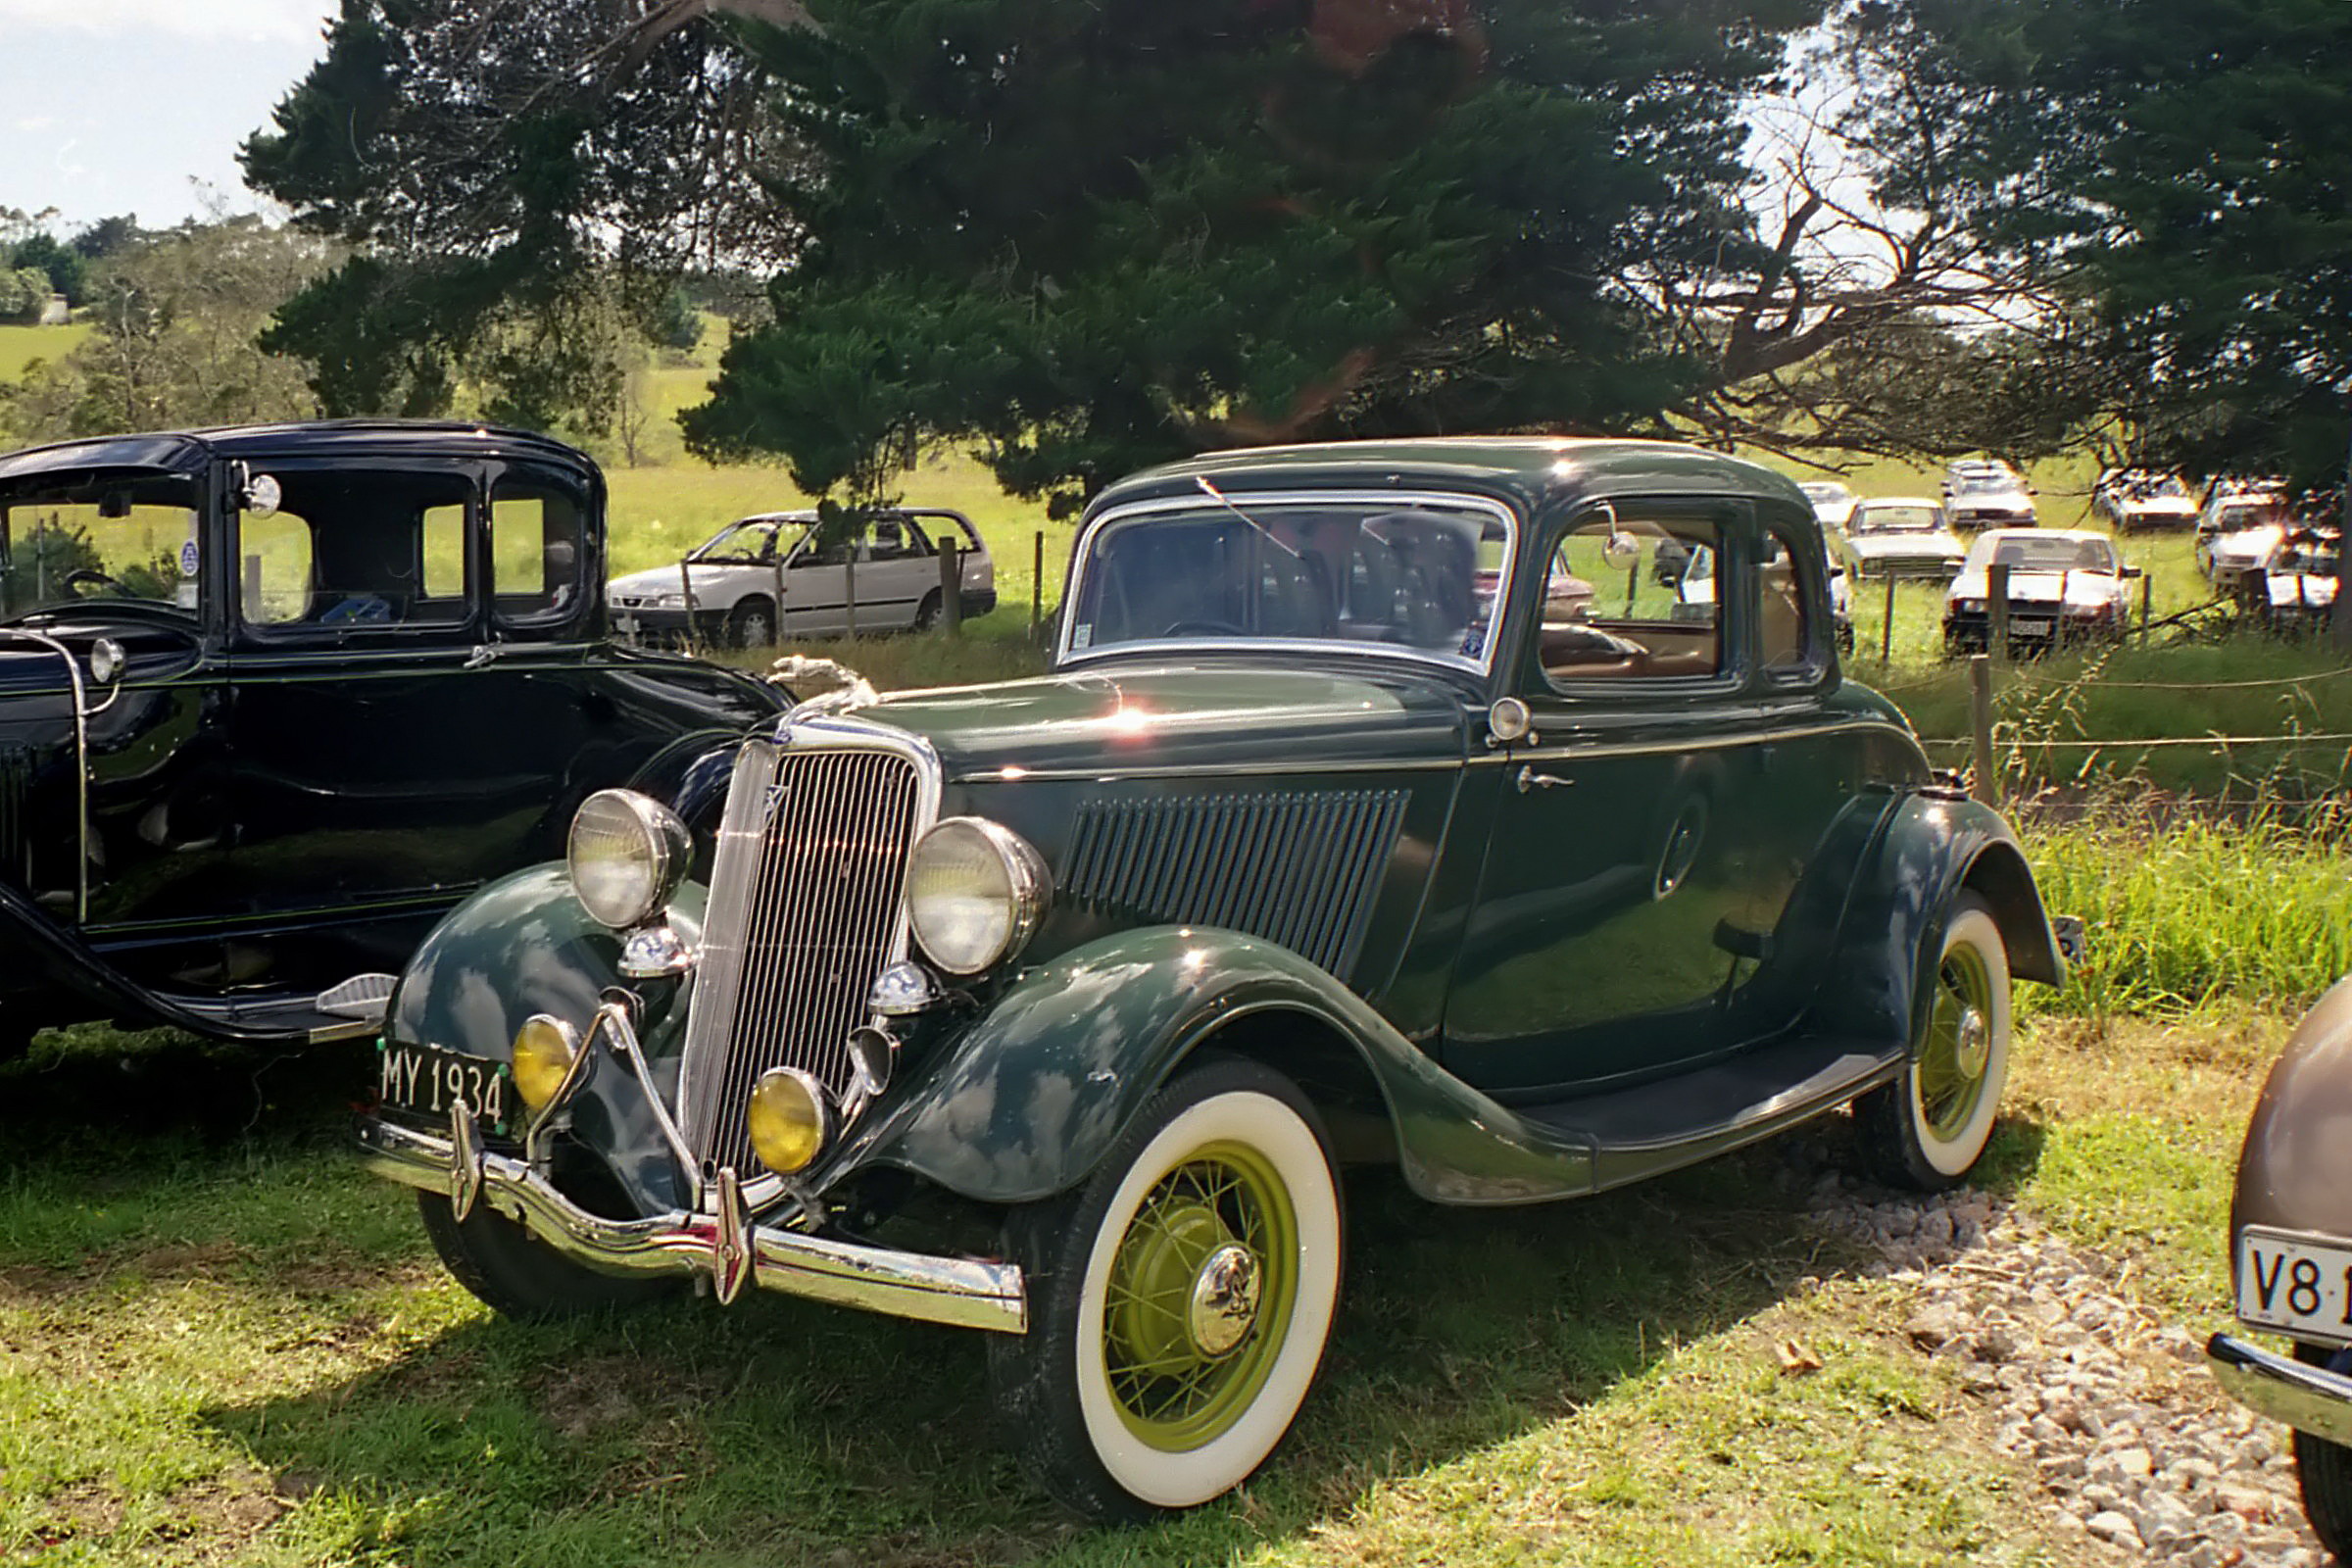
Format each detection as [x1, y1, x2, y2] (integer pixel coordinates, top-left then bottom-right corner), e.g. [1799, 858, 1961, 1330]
[1674, 537, 1854, 653]
[1837, 497, 1968, 580]
[1943, 470, 2038, 530]
[609, 507, 997, 647]
[2091, 469, 2198, 532]
[1942, 528, 2139, 655]
[2194, 488, 2291, 590]
[1797, 479, 1859, 531]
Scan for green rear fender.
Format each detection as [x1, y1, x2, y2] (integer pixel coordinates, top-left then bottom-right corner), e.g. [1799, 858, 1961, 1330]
[834, 926, 1601, 1208]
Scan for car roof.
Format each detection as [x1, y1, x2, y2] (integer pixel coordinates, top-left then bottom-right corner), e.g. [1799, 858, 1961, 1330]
[1094, 436, 1809, 516]
[0, 418, 595, 485]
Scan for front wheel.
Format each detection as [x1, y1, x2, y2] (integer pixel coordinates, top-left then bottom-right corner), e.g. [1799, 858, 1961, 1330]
[1856, 894, 2012, 1191]
[418, 1193, 678, 1319]
[987, 1058, 1344, 1521]
[2293, 1346, 2352, 1555]
[727, 598, 775, 650]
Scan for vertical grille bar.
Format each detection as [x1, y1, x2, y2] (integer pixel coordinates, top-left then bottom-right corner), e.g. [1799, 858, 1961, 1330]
[679, 739, 931, 1178]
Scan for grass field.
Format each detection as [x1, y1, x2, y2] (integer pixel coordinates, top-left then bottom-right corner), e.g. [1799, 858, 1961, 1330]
[0, 321, 90, 384]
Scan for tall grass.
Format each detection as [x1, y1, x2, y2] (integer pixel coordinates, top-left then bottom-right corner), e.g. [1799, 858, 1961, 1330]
[2025, 799, 2352, 1017]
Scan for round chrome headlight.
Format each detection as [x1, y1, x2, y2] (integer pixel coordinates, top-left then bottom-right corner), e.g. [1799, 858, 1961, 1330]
[567, 790, 691, 929]
[905, 816, 1050, 975]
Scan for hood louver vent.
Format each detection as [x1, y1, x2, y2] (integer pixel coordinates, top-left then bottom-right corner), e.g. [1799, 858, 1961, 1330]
[1061, 789, 1407, 980]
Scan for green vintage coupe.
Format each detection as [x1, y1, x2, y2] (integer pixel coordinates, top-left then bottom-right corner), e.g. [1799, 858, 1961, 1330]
[359, 437, 2069, 1519]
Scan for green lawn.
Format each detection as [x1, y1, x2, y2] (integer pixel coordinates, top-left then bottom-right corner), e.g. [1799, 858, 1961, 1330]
[0, 320, 89, 383]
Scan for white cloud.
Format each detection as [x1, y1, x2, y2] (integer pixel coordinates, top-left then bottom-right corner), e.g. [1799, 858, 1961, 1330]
[0, 0, 332, 41]
[13, 115, 56, 131]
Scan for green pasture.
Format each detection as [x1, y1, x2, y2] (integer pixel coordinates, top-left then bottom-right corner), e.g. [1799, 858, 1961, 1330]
[0, 320, 88, 384]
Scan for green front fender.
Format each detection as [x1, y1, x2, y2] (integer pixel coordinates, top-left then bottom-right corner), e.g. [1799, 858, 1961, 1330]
[831, 927, 1600, 1208]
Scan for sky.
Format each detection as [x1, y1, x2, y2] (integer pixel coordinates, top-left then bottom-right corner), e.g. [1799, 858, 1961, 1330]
[0, 0, 337, 235]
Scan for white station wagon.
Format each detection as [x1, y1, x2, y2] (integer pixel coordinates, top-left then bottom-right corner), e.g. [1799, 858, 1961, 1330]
[611, 508, 997, 647]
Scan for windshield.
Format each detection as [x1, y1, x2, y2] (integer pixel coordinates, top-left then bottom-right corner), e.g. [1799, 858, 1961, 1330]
[1966, 535, 2117, 574]
[1956, 476, 2018, 497]
[1066, 496, 1513, 667]
[0, 468, 202, 619]
[1852, 505, 1941, 534]
[688, 517, 796, 563]
[1798, 482, 1852, 504]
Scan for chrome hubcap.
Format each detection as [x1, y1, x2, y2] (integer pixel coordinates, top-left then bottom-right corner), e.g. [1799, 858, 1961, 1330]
[1953, 1006, 1989, 1080]
[1187, 1244, 1261, 1357]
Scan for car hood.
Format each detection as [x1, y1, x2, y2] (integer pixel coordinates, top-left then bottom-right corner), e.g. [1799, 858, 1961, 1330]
[610, 563, 743, 597]
[2209, 526, 2286, 563]
[1947, 493, 2034, 513]
[856, 661, 1470, 781]
[2120, 497, 2195, 516]
[1946, 570, 2124, 611]
[1850, 532, 1964, 561]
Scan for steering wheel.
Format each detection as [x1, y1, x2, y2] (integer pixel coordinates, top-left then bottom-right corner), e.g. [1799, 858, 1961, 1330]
[1161, 617, 1247, 638]
[65, 568, 131, 599]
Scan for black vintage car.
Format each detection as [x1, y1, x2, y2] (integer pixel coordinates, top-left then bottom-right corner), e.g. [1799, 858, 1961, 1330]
[0, 420, 785, 1054]
[357, 436, 2068, 1520]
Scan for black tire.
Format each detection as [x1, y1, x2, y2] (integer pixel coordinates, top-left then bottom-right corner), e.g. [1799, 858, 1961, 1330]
[727, 598, 776, 650]
[913, 590, 943, 632]
[418, 1192, 677, 1319]
[1856, 893, 2012, 1192]
[2293, 1345, 2352, 1556]
[987, 1057, 1344, 1522]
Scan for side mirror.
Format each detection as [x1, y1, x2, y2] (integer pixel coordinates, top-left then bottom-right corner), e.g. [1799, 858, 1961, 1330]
[242, 473, 282, 517]
[1601, 531, 1641, 566]
[89, 637, 125, 687]
[2121, 565, 2145, 579]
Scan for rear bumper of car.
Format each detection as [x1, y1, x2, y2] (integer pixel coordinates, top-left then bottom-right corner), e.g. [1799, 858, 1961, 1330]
[360, 1112, 1028, 1334]
[2208, 1332, 2352, 1446]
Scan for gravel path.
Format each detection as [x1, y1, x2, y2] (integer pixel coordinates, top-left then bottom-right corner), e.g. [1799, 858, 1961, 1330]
[1798, 1162, 2326, 1565]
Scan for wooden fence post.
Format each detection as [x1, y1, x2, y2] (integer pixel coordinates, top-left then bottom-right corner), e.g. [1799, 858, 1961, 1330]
[1988, 561, 2011, 662]
[773, 556, 788, 645]
[844, 556, 858, 639]
[678, 559, 700, 649]
[1970, 654, 1997, 805]
[2139, 571, 2154, 639]
[1880, 573, 1896, 663]
[1030, 530, 1045, 644]
[939, 537, 962, 634]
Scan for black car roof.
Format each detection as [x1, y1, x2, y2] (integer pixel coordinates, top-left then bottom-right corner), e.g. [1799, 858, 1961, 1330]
[0, 419, 594, 485]
[1093, 435, 1810, 516]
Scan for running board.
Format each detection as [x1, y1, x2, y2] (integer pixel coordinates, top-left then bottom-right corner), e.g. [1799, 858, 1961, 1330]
[1515, 1035, 1905, 1194]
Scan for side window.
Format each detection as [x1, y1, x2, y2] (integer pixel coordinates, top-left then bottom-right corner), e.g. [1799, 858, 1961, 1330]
[234, 468, 474, 635]
[238, 514, 315, 626]
[1759, 521, 1823, 679]
[490, 477, 587, 629]
[1538, 510, 1723, 686]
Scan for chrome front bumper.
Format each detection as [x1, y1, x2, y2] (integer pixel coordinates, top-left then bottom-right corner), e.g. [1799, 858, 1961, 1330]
[361, 1114, 1026, 1335]
[2207, 1332, 2352, 1446]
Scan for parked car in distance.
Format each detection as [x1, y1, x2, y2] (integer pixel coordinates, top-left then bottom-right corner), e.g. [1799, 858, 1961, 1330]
[2260, 523, 2341, 634]
[1943, 458, 2025, 502]
[1943, 471, 2038, 531]
[2197, 495, 2291, 591]
[1838, 497, 1968, 580]
[1675, 536, 1855, 654]
[609, 508, 997, 648]
[2207, 978, 2352, 1562]
[0, 420, 787, 1055]
[1941, 529, 2140, 656]
[359, 435, 2069, 1521]
[1798, 479, 1860, 531]
[2092, 469, 2198, 533]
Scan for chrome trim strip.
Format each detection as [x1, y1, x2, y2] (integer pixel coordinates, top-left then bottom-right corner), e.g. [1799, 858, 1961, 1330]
[2208, 1332, 2352, 1446]
[0, 629, 91, 922]
[361, 1115, 1027, 1333]
[1055, 488, 1520, 676]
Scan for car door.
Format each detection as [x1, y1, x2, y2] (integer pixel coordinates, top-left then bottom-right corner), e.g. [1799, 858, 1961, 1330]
[224, 460, 539, 940]
[1442, 497, 1757, 1097]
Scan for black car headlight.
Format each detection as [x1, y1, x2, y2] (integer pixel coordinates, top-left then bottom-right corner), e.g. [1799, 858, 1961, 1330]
[567, 789, 692, 928]
[905, 817, 1050, 975]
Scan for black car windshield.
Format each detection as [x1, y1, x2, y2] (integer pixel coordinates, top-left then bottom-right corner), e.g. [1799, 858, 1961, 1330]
[1853, 505, 1941, 534]
[1067, 497, 1513, 667]
[0, 468, 202, 619]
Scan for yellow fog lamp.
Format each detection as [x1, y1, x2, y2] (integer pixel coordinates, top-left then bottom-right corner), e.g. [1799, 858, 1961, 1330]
[747, 1067, 833, 1175]
[511, 1014, 583, 1112]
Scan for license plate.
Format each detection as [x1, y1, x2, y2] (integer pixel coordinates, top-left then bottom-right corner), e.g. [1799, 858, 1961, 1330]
[378, 1042, 510, 1132]
[2009, 617, 2054, 636]
[2236, 1227, 2352, 1342]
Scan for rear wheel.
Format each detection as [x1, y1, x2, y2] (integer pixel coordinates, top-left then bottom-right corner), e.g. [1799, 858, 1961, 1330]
[988, 1058, 1343, 1521]
[913, 590, 943, 632]
[1857, 894, 2011, 1191]
[418, 1193, 677, 1319]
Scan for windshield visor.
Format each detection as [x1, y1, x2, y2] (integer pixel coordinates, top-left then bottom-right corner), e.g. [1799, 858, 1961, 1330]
[1066, 495, 1513, 668]
[0, 467, 202, 618]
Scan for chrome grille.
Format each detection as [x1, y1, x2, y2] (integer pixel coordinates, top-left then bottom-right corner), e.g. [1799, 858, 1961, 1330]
[679, 737, 930, 1175]
[1061, 789, 1407, 979]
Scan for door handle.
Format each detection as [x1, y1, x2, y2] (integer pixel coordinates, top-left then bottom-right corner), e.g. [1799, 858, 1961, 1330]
[465, 644, 499, 669]
[1515, 765, 1572, 794]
